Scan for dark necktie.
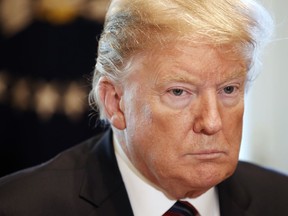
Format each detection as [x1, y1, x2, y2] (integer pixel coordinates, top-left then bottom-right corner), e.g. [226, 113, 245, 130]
[163, 200, 199, 216]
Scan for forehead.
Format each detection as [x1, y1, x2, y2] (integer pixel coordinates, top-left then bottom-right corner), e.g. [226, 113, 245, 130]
[130, 42, 247, 85]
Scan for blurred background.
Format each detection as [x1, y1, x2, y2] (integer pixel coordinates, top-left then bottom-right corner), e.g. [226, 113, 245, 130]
[240, 0, 288, 175]
[0, 0, 110, 177]
[0, 0, 287, 178]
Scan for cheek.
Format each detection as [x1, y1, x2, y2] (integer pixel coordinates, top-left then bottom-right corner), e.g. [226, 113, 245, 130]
[223, 105, 244, 152]
[124, 100, 155, 154]
[124, 88, 153, 132]
[229, 106, 244, 134]
[126, 102, 184, 165]
[138, 108, 191, 167]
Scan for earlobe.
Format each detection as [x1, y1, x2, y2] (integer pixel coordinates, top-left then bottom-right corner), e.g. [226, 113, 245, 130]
[111, 111, 126, 130]
[97, 77, 126, 130]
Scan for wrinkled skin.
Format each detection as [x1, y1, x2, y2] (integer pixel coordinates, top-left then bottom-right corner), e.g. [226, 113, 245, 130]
[99, 42, 247, 199]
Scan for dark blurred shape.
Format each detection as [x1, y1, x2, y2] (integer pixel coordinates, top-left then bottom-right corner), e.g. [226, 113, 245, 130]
[0, 17, 105, 177]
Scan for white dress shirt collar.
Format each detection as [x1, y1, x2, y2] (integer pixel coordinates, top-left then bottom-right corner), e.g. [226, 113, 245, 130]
[114, 135, 220, 216]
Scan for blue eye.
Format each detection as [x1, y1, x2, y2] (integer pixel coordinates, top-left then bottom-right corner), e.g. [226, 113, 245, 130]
[223, 86, 235, 94]
[171, 89, 184, 96]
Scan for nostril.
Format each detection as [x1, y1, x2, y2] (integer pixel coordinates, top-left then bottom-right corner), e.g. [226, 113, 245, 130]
[193, 112, 222, 135]
[204, 118, 222, 135]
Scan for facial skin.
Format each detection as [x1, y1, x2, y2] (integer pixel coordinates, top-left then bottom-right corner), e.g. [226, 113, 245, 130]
[99, 41, 247, 199]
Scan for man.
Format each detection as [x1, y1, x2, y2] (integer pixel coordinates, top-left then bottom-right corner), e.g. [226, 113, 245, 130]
[0, 0, 287, 215]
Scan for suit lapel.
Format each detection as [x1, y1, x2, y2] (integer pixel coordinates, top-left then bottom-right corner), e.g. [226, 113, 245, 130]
[217, 163, 255, 216]
[79, 130, 134, 216]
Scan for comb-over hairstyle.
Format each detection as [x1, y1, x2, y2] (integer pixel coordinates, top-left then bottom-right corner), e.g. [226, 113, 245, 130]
[90, 0, 273, 119]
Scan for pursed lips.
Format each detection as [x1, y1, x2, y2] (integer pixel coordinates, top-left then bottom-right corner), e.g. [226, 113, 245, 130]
[184, 150, 227, 160]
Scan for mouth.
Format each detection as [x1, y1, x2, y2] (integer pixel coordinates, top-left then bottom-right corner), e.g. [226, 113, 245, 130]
[185, 150, 226, 160]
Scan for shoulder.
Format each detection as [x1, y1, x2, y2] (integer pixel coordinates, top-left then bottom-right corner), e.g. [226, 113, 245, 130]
[0, 132, 107, 215]
[0, 132, 104, 184]
[219, 161, 288, 215]
[234, 161, 288, 188]
[220, 161, 288, 193]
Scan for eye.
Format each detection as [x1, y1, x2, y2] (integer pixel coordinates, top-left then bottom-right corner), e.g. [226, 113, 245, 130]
[170, 88, 184, 96]
[163, 87, 193, 109]
[223, 86, 235, 94]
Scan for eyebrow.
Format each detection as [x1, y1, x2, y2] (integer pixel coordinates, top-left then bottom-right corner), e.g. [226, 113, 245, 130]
[153, 73, 198, 90]
[219, 70, 247, 83]
[154, 68, 247, 87]
[154, 65, 200, 84]
[158, 74, 197, 84]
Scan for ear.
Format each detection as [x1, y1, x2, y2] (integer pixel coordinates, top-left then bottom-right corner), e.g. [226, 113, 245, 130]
[97, 77, 126, 130]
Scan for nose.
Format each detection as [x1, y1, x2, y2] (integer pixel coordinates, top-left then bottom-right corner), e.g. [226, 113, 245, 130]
[193, 92, 223, 135]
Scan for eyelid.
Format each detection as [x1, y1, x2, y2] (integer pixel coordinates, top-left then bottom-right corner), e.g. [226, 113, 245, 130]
[167, 86, 193, 95]
[218, 78, 243, 89]
[218, 84, 240, 95]
[164, 81, 197, 92]
[161, 87, 194, 109]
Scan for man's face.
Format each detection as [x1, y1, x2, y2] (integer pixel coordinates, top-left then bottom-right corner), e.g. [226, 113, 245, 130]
[118, 42, 246, 199]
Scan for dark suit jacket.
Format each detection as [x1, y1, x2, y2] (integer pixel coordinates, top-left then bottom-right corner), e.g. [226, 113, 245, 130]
[0, 130, 287, 216]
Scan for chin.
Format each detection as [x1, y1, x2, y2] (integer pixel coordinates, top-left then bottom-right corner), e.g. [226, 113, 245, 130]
[164, 185, 212, 200]
[184, 167, 235, 198]
[157, 172, 224, 200]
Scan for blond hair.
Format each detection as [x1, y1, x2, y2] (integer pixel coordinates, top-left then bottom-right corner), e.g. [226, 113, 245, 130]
[89, 0, 273, 119]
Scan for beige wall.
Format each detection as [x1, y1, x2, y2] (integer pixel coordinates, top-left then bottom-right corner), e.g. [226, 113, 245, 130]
[240, 0, 288, 175]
